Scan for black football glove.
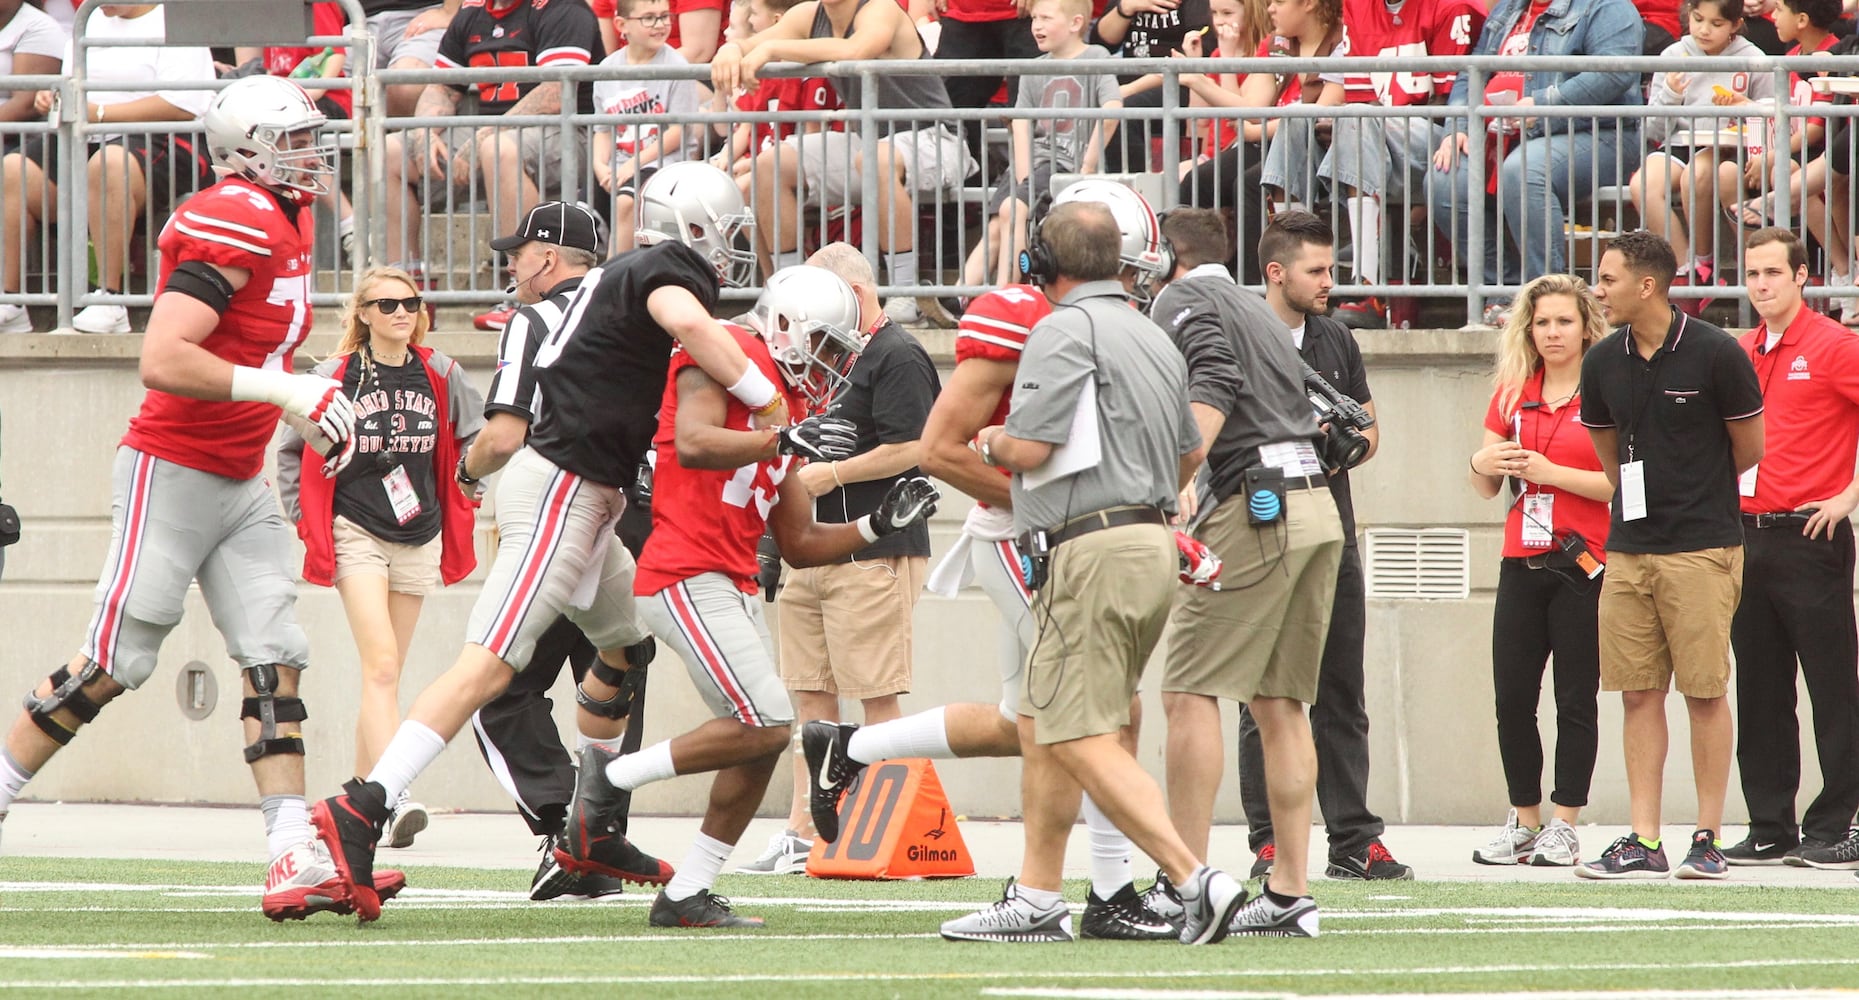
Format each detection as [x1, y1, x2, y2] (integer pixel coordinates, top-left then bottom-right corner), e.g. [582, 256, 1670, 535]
[776, 414, 858, 462]
[865, 476, 940, 538]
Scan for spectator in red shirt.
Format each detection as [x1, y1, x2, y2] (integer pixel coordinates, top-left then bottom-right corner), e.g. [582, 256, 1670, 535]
[594, 0, 729, 60]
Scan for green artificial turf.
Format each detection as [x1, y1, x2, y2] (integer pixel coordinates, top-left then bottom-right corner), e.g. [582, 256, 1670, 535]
[2, 857, 1856, 998]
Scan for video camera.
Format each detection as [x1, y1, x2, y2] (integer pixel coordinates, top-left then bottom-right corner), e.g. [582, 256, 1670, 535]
[1303, 363, 1375, 472]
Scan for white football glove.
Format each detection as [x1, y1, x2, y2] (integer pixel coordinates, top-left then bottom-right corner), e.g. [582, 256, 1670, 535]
[233, 367, 357, 452]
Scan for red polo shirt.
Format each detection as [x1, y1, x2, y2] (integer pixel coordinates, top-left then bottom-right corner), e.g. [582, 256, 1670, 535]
[1483, 370, 1611, 559]
[1739, 306, 1859, 513]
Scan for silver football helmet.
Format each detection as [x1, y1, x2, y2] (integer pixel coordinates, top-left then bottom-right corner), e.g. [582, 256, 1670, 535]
[1051, 179, 1172, 301]
[203, 76, 336, 202]
[747, 265, 864, 410]
[636, 162, 758, 288]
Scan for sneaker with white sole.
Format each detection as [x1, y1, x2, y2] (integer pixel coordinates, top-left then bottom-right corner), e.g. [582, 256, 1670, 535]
[1575, 834, 1670, 880]
[1079, 882, 1176, 941]
[1723, 835, 1796, 867]
[72, 303, 130, 334]
[1473, 808, 1540, 865]
[382, 790, 428, 849]
[1797, 828, 1859, 870]
[0, 303, 31, 333]
[1227, 891, 1320, 938]
[939, 878, 1072, 943]
[1178, 866, 1247, 946]
[1531, 818, 1581, 867]
[735, 830, 813, 875]
[1674, 829, 1729, 880]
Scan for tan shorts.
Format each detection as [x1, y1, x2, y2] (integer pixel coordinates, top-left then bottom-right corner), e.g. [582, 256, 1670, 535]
[777, 556, 926, 699]
[332, 515, 443, 595]
[1163, 486, 1344, 705]
[1598, 546, 1743, 698]
[1023, 522, 1175, 745]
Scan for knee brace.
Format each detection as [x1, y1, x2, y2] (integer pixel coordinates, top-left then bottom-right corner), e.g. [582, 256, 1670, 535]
[240, 663, 307, 763]
[23, 661, 107, 745]
[575, 638, 655, 720]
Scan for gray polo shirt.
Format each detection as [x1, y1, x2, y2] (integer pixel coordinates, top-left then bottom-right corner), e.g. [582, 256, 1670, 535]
[1151, 264, 1320, 500]
[1005, 281, 1200, 535]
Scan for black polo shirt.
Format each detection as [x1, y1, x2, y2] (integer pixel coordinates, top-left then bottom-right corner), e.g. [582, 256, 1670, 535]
[813, 320, 941, 561]
[1301, 313, 1371, 548]
[1579, 309, 1764, 554]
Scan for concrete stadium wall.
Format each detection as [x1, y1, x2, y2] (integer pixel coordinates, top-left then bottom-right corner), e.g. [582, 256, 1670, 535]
[0, 329, 1823, 830]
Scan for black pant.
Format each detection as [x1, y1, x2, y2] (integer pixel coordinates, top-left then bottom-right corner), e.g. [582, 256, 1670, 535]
[936, 15, 1040, 168]
[1731, 520, 1859, 845]
[1236, 545, 1382, 857]
[1490, 557, 1602, 809]
[1179, 140, 1268, 284]
[469, 500, 653, 837]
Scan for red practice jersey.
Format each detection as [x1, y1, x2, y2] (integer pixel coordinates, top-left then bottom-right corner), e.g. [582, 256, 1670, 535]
[1336, 0, 1486, 105]
[123, 179, 316, 481]
[954, 284, 1050, 507]
[738, 75, 845, 153]
[635, 324, 801, 596]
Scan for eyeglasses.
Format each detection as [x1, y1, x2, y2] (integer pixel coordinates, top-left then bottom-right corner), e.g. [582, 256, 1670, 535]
[365, 296, 425, 315]
[625, 12, 672, 26]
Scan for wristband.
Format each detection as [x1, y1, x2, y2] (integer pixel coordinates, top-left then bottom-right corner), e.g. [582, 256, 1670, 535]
[830, 462, 845, 488]
[96, 104, 106, 124]
[1470, 455, 1482, 476]
[229, 365, 299, 407]
[977, 429, 998, 467]
[457, 454, 480, 486]
[727, 366, 779, 411]
[1115, 1, 1131, 16]
[855, 514, 881, 544]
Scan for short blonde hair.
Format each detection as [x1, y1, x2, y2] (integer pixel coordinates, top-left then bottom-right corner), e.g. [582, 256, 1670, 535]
[1035, 0, 1093, 21]
[335, 267, 429, 358]
[1492, 274, 1607, 418]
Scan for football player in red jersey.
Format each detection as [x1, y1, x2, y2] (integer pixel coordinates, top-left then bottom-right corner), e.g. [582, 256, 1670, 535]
[572, 265, 939, 929]
[0, 77, 408, 922]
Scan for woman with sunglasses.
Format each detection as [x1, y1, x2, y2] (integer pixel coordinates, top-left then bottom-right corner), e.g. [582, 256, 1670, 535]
[277, 267, 485, 850]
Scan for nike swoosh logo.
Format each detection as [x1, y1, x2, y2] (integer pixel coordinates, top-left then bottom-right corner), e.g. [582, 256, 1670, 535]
[1754, 842, 1775, 852]
[819, 734, 843, 790]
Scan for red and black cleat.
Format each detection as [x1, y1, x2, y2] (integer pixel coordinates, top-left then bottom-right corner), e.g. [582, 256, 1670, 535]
[556, 743, 674, 885]
[311, 778, 393, 923]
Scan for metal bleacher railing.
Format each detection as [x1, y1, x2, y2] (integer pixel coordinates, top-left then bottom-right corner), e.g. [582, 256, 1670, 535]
[8, 23, 1859, 330]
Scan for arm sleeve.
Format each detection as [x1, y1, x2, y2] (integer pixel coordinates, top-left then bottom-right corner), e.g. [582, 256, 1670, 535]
[1005, 323, 1093, 446]
[484, 306, 542, 420]
[1430, 2, 1484, 96]
[1171, 303, 1244, 416]
[1578, 350, 1615, 427]
[1484, 390, 1509, 437]
[537, 1, 600, 66]
[159, 188, 277, 272]
[1339, 328, 1371, 404]
[869, 345, 940, 445]
[276, 423, 307, 524]
[1715, 339, 1765, 420]
[434, 16, 471, 71]
[19, 15, 68, 60]
[446, 358, 488, 444]
[1177, 364, 1204, 457]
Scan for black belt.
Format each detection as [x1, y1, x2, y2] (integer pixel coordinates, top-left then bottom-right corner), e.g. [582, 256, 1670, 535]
[1044, 505, 1168, 549]
[1280, 474, 1325, 493]
[1743, 510, 1814, 529]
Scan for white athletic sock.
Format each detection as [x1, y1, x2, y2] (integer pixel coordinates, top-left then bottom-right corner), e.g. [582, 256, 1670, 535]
[364, 721, 447, 803]
[1080, 794, 1133, 899]
[1015, 882, 1063, 911]
[1348, 195, 1383, 287]
[664, 832, 734, 900]
[845, 706, 951, 764]
[261, 794, 312, 858]
[885, 248, 919, 288]
[605, 739, 677, 791]
[1176, 864, 1211, 902]
[773, 249, 807, 271]
[337, 214, 354, 237]
[574, 730, 603, 753]
[0, 748, 35, 813]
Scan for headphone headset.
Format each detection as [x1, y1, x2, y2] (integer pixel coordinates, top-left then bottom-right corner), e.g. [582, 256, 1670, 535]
[1020, 230, 1059, 288]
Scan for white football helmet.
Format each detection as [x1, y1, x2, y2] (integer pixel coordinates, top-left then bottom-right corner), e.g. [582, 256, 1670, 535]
[636, 162, 758, 288]
[1051, 179, 1172, 301]
[203, 76, 336, 202]
[747, 265, 864, 410]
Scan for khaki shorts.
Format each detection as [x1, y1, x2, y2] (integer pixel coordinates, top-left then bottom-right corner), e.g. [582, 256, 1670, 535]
[789, 125, 976, 202]
[1598, 547, 1743, 698]
[777, 556, 926, 699]
[1023, 522, 1175, 745]
[332, 515, 443, 595]
[1164, 486, 1344, 705]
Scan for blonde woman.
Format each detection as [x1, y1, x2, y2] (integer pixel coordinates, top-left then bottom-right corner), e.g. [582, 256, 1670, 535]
[278, 267, 485, 849]
[1466, 274, 1614, 868]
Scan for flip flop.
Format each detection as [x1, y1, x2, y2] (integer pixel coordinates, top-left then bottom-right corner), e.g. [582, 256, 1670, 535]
[1727, 196, 1772, 229]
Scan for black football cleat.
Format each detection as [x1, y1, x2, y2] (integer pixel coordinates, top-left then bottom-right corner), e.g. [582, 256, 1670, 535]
[801, 721, 864, 843]
[557, 743, 673, 885]
[310, 778, 392, 923]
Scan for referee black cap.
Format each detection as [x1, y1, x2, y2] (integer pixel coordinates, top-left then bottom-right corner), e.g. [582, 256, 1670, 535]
[490, 201, 602, 253]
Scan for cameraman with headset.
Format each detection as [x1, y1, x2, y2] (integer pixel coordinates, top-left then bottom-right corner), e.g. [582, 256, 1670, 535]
[1149, 207, 1343, 937]
[1242, 210, 1410, 881]
[963, 199, 1251, 945]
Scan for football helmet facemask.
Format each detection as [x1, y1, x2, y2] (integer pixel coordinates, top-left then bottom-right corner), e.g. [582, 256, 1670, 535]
[203, 76, 336, 203]
[636, 162, 758, 288]
[748, 265, 864, 410]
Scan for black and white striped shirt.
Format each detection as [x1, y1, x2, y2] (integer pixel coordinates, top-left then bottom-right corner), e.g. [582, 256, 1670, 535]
[484, 278, 583, 426]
